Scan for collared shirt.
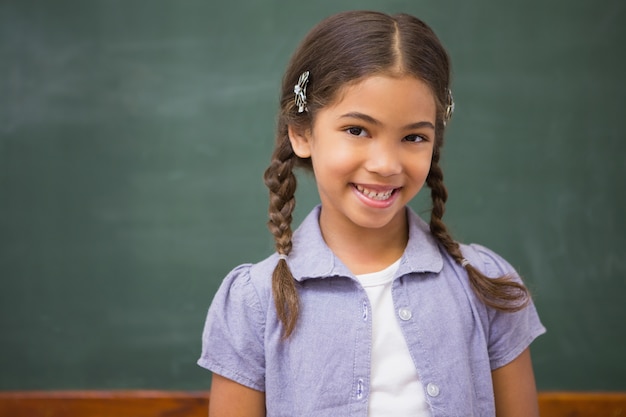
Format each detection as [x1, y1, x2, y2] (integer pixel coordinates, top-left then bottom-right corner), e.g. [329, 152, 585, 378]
[198, 205, 546, 417]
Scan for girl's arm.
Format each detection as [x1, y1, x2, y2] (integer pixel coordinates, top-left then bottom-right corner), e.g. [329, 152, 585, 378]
[492, 347, 540, 417]
[209, 373, 266, 417]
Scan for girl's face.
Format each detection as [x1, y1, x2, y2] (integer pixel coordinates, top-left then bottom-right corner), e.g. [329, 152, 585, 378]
[289, 74, 436, 238]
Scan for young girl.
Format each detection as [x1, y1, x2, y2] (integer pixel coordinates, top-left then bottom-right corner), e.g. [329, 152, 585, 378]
[199, 10, 545, 417]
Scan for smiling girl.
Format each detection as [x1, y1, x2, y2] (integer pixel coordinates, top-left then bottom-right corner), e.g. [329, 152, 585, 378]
[199, 10, 545, 417]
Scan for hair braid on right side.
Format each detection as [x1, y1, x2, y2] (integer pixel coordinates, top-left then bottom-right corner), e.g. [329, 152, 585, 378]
[263, 135, 300, 338]
[427, 154, 530, 312]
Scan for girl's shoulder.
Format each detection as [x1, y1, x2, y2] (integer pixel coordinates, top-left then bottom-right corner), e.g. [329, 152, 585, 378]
[214, 253, 282, 306]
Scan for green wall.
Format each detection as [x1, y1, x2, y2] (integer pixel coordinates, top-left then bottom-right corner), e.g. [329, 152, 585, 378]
[1, 0, 624, 390]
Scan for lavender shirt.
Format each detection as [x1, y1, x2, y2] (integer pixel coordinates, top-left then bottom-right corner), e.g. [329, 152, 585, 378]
[198, 206, 546, 416]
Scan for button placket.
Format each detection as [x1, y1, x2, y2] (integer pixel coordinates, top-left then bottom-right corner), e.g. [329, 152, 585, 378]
[354, 296, 369, 404]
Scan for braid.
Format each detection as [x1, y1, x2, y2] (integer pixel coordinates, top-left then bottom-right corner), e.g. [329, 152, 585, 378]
[263, 134, 300, 338]
[427, 149, 529, 312]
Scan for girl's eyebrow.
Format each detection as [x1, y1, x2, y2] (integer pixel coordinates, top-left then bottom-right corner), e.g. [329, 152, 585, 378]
[339, 112, 435, 130]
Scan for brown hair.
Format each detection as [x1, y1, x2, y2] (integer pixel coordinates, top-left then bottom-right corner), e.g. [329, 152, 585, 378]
[263, 10, 529, 338]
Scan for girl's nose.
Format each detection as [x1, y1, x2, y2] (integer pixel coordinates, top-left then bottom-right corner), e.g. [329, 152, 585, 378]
[364, 141, 402, 177]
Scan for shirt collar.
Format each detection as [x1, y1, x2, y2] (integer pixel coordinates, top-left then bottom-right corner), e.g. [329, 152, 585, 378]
[288, 205, 443, 282]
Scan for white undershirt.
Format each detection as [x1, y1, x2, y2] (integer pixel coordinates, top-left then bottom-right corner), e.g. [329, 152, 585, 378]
[356, 260, 431, 417]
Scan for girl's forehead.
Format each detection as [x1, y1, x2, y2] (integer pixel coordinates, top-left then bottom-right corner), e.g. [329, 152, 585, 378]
[326, 74, 436, 111]
[328, 74, 436, 107]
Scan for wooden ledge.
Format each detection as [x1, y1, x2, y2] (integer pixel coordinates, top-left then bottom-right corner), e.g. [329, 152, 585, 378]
[0, 391, 210, 417]
[0, 390, 625, 416]
[539, 391, 626, 416]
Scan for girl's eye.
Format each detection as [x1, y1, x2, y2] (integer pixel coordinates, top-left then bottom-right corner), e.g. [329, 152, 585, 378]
[346, 127, 368, 137]
[404, 134, 427, 143]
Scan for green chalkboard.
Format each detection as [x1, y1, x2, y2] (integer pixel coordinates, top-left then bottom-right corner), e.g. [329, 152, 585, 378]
[1, 0, 625, 390]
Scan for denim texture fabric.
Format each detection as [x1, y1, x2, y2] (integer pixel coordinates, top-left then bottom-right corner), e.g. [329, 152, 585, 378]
[198, 205, 546, 417]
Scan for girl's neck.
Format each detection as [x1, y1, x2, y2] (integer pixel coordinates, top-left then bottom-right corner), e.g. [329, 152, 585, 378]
[318, 208, 409, 275]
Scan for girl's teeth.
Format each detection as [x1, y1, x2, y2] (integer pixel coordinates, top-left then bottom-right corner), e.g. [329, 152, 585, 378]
[356, 185, 394, 200]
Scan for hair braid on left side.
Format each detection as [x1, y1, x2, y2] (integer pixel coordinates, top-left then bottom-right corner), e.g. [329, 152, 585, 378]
[427, 144, 530, 312]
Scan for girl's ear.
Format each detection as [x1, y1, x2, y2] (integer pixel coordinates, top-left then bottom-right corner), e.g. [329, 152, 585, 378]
[287, 124, 312, 158]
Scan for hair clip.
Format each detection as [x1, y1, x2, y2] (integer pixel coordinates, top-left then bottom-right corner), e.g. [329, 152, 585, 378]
[294, 71, 310, 113]
[443, 89, 455, 126]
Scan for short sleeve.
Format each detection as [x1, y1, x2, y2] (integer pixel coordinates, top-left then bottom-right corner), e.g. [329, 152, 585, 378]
[468, 244, 546, 370]
[197, 264, 266, 391]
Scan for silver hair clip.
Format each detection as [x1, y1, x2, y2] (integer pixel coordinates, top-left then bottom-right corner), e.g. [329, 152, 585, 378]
[294, 71, 310, 113]
[443, 89, 455, 126]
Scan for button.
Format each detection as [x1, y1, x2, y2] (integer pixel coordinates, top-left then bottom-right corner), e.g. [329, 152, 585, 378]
[398, 308, 412, 321]
[427, 383, 440, 397]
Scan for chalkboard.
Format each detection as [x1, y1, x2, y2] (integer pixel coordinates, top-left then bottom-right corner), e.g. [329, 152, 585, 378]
[1, 0, 624, 390]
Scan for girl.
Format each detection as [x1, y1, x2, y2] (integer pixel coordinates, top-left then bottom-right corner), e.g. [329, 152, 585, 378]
[199, 10, 545, 417]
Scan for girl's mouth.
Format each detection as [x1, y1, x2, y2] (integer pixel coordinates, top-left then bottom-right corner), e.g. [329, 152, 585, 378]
[354, 184, 399, 201]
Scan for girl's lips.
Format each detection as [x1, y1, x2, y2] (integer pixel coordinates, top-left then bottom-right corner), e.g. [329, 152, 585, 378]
[352, 183, 401, 208]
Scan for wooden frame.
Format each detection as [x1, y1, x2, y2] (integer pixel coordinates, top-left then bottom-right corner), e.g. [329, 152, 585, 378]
[0, 391, 625, 416]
